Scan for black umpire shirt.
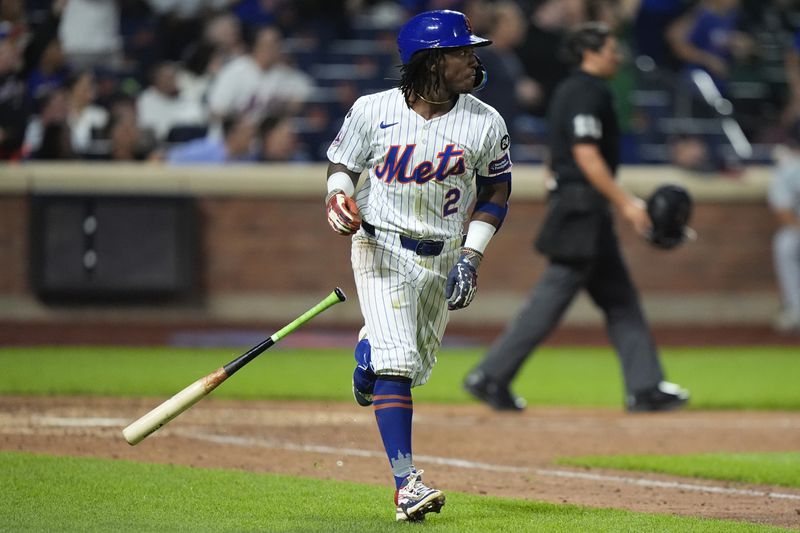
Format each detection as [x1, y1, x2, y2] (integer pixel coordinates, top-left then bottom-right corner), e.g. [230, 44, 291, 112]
[534, 69, 620, 261]
[547, 69, 620, 185]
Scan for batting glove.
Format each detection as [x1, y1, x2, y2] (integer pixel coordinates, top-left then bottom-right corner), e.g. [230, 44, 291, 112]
[326, 190, 361, 235]
[445, 248, 482, 310]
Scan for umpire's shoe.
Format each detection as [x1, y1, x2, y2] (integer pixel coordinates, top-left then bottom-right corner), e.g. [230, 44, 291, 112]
[463, 370, 526, 411]
[626, 381, 689, 412]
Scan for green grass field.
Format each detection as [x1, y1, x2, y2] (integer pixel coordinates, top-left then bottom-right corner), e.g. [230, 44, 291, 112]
[1, 346, 799, 409]
[2, 452, 790, 533]
[2, 345, 798, 532]
[558, 452, 800, 488]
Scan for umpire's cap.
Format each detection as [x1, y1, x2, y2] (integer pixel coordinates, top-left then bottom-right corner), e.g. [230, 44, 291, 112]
[646, 184, 695, 249]
[397, 10, 491, 64]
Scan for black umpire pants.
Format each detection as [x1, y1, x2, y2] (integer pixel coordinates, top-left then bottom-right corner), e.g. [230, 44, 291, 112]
[475, 219, 665, 395]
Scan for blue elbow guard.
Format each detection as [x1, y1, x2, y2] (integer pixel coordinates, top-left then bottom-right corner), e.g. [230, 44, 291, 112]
[474, 172, 511, 227]
[474, 200, 508, 226]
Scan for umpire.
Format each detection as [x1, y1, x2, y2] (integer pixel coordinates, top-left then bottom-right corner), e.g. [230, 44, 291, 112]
[464, 23, 689, 412]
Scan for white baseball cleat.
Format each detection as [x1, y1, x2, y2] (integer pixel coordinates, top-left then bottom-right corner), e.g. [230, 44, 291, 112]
[394, 470, 445, 521]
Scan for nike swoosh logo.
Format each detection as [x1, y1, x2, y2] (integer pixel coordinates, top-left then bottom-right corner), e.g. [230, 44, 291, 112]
[379, 121, 399, 129]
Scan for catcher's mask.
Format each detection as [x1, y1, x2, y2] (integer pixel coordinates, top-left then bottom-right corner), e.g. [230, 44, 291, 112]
[397, 10, 491, 90]
[646, 184, 696, 249]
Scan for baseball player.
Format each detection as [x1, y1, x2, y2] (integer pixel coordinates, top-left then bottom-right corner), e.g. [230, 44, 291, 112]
[325, 10, 512, 522]
[769, 123, 800, 333]
[464, 23, 690, 413]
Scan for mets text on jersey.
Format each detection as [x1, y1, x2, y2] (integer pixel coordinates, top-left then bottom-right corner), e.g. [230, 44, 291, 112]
[374, 144, 466, 184]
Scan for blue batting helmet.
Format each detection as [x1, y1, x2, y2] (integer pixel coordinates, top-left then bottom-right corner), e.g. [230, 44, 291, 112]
[397, 10, 491, 65]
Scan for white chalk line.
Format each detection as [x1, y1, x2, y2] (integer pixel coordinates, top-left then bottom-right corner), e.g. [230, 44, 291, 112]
[13, 416, 800, 502]
[538, 470, 800, 501]
[175, 429, 800, 502]
[36, 416, 130, 427]
[19, 410, 800, 432]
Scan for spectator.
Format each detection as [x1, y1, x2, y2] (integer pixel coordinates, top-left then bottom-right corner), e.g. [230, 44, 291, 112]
[148, 0, 229, 61]
[203, 12, 245, 65]
[108, 94, 139, 127]
[147, 0, 230, 18]
[176, 41, 224, 109]
[633, 0, 695, 70]
[33, 120, 73, 159]
[476, 1, 541, 130]
[462, 0, 494, 34]
[666, 0, 755, 96]
[106, 114, 148, 161]
[259, 115, 309, 162]
[103, 95, 153, 160]
[768, 125, 800, 333]
[20, 0, 67, 106]
[1, 0, 790, 165]
[781, 29, 800, 130]
[665, 0, 760, 171]
[58, 0, 123, 69]
[0, 0, 28, 45]
[137, 61, 207, 141]
[65, 70, 109, 154]
[587, 0, 639, 31]
[26, 37, 69, 105]
[515, 0, 580, 117]
[165, 114, 256, 164]
[207, 26, 314, 122]
[22, 87, 68, 157]
[231, 0, 280, 32]
[667, 134, 716, 172]
[0, 37, 30, 159]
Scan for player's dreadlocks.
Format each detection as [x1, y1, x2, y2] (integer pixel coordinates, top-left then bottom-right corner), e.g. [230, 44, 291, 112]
[399, 48, 447, 105]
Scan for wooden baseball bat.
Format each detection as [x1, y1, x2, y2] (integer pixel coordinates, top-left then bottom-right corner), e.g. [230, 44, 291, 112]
[122, 288, 346, 445]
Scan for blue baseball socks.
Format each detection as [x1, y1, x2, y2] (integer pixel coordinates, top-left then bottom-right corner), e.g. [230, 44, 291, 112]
[373, 376, 414, 488]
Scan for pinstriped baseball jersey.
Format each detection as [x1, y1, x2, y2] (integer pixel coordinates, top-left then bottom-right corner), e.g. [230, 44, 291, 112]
[328, 88, 512, 240]
[327, 88, 511, 386]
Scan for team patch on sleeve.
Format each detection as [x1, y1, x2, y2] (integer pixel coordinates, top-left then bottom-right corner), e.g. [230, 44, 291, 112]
[488, 153, 511, 175]
[331, 127, 344, 147]
[573, 114, 602, 139]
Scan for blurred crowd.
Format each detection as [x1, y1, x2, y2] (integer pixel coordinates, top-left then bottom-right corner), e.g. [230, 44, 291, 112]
[0, 0, 799, 169]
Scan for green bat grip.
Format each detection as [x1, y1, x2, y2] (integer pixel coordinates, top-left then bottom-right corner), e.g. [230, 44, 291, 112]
[222, 287, 347, 377]
[272, 287, 347, 342]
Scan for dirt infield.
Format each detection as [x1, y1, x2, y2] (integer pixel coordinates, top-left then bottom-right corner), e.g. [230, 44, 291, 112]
[2, 395, 799, 530]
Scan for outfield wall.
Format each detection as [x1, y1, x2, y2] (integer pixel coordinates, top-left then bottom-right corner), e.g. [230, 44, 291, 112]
[0, 163, 779, 332]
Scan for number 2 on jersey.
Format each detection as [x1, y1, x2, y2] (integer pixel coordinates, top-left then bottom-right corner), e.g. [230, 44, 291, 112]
[443, 188, 460, 217]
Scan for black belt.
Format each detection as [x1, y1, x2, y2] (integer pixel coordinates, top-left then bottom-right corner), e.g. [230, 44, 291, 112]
[362, 220, 445, 257]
